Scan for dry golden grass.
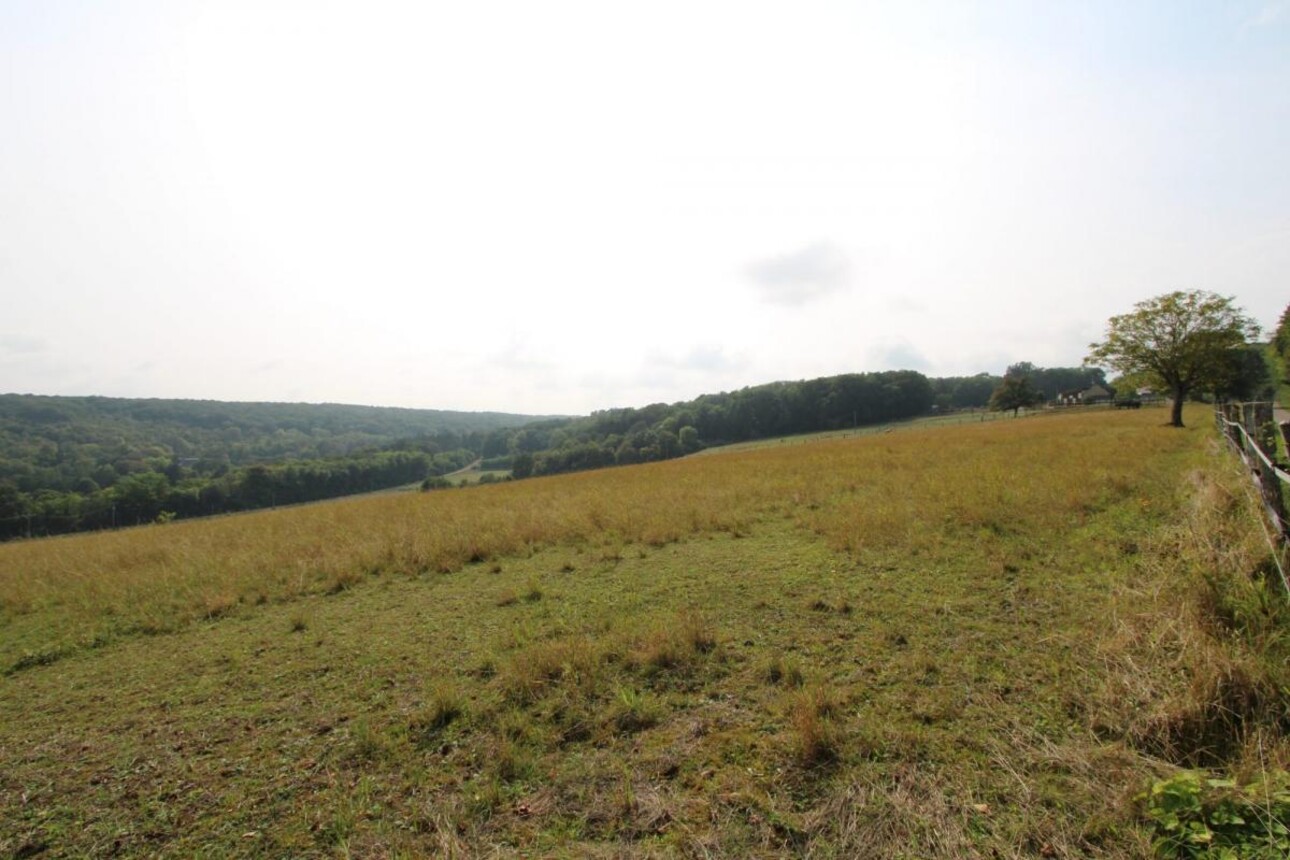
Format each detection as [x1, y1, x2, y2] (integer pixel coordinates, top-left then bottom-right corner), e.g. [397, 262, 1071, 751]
[0, 408, 1188, 668]
[1089, 446, 1290, 773]
[2, 405, 1286, 857]
[789, 684, 844, 765]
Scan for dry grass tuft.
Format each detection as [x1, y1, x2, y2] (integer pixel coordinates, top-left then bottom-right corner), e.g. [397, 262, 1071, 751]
[633, 611, 718, 673]
[411, 684, 465, 741]
[790, 685, 843, 766]
[765, 655, 806, 687]
[499, 635, 604, 704]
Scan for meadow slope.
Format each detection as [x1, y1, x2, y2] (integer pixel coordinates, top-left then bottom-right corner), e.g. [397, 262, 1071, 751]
[1, 406, 1286, 858]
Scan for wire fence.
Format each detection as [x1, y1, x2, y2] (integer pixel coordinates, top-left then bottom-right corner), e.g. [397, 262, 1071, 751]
[1214, 401, 1290, 595]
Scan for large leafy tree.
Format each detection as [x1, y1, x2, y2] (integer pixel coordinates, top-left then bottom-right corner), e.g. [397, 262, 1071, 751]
[1086, 291, 1259, 427]
[989, 371, 1042, 417]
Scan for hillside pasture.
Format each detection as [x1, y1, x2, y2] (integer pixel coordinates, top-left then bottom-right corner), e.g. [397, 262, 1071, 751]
[1, 406, 1285, 858]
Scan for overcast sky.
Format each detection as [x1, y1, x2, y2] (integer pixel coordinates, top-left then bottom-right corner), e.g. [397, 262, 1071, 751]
[3, 1, 1288, 415]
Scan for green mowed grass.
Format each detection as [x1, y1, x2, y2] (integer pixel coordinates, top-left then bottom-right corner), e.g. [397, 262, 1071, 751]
[1, 407, 1284, 857]
[2, 522, 1128, 857]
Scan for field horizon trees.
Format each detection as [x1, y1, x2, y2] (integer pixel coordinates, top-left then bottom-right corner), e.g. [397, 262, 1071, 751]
[0, 396, 539, 540]
[1, 364, 1109, 539]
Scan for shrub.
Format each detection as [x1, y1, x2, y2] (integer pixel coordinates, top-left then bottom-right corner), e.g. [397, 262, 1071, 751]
[1141, 770, 1290, 858]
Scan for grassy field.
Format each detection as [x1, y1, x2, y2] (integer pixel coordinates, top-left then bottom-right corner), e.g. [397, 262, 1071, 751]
[686, 408, 1041, 457]
[1, 406, 1286, 858]
[689, 402, 1165, 458]
[448, 469, 515, 487]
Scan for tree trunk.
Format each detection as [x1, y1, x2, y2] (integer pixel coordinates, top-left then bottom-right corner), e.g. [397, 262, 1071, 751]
[1169, 387, 1186, 427]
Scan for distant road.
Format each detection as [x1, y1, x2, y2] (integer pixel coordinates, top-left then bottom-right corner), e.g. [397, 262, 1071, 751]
[444, 458, 483, 478]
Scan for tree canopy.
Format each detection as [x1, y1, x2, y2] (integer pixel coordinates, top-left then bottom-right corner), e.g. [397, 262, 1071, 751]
[1273, 302, 1290, 388]
[1085, 290, 1259, 427]
[989, 372, 1042, 416]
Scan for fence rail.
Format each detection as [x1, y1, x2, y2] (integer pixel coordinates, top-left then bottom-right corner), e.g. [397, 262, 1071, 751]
[1214, 402, 1290, 595]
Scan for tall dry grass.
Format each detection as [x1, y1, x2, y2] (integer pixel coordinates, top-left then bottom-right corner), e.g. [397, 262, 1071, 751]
[1089, 445, 1290, 771]
[0, 408, 1197, 665]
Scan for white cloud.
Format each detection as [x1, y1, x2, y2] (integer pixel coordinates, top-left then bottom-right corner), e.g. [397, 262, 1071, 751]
[485, 341, 555, 374]
[883, 293, 928, 315]
[1244, 1, 1287, 29]
[652, 345, 748, 374]
[0, 334, 47, 356]
[745, 242, 854, 307]
[870, 340, 931, 372]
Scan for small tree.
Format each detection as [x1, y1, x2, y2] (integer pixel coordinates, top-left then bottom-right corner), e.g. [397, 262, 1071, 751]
[1086, 291, 1259, 427]
[989, 373, 1041, 417]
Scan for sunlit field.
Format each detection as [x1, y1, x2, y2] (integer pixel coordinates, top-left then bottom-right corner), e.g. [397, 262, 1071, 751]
[1, 406, 1285, 858]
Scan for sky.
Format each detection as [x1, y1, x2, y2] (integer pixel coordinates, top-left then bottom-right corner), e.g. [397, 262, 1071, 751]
[2, 1, 1288, 415]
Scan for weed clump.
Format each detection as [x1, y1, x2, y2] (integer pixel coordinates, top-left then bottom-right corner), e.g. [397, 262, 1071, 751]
[499, 636, 602, 704]
[524, 578, 544, 602]
[765, 655, 806, 687]
[790, 686, 843, 766]
[490, 737, 534, 783]
[633, 611, 717, 674]
[411, 684, 465, 741]
[609, 687, 663, 734]
[327, 569, 362, 594]
[347, 717, 391, 762]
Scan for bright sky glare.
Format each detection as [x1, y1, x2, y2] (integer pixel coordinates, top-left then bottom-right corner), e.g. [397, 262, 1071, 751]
[3, 1, 1288, 414]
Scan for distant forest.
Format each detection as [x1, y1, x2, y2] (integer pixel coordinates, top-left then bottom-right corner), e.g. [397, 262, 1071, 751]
[0, 366, 1107, 540]
[0, 396, 549, 540]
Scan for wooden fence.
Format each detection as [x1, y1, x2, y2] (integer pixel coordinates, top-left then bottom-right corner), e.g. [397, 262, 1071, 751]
[1215, 401, 1290, 594]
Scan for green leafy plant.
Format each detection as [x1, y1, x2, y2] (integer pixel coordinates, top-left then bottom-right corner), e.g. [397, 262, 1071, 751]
[1142, 770, 1290, 858]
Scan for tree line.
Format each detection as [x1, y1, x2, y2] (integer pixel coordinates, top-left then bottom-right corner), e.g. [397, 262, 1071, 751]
[504, 367, 1111, 479]
[0, 365, 1110, 540]
[0, 448, 476, 540]
[0, 394, 544, 496]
